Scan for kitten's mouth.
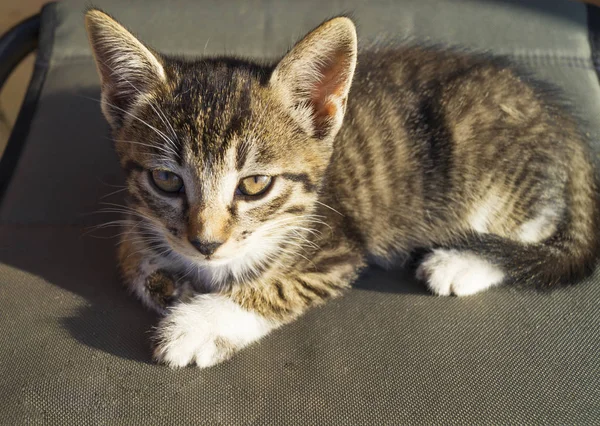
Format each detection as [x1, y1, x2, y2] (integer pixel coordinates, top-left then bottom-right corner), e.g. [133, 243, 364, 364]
[202, 256, 230, 265]
[182, 245, 231, 265]
[168, 234, 248, 267]
[184, 253, 234, 268]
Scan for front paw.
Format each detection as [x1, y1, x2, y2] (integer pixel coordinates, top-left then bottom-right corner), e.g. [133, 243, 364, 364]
[145, 270, 176, 309]
[153, 313, 237, 369]
[145, 270, 194, 313]
[152, 294, 274, 368]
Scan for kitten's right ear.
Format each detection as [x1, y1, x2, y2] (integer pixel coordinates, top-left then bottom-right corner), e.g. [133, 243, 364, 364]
[85, 9, 166, 128]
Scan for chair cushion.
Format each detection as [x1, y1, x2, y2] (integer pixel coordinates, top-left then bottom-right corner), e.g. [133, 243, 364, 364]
[1, 1, 599, 423]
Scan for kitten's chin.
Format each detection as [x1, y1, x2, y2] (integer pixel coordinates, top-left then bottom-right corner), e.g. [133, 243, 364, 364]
[178, 252, 233, 267]
[201, 256, 233, 266]
[183, 248, 249, 270]
[175, 250, 261, 289]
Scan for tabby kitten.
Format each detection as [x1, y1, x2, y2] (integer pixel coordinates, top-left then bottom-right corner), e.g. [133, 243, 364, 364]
[85, 9, 600, 368]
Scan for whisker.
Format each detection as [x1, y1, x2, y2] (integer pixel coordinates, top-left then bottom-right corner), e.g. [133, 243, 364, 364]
[97, 56, 180, 152]
[315, 200, 344, 217]
[100, 187, 129, 199]
[111, 138, 178, 157]
[78, 94, 176, 154]
[95, 177, 127, 189]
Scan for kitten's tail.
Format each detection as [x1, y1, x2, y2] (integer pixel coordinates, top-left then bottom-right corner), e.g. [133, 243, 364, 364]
[453, 155, 600, 288]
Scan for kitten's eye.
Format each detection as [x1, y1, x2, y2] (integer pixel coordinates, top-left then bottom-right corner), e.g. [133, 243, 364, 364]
[237, 175, 273, 196]
[151, 170, 184, 193]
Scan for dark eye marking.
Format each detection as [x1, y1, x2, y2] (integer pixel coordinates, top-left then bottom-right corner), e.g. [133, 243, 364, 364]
[282, 205, 307, 215]
[134, 180, 177, 214]
[280, 173, 316, 192]
[255, 188, 293, 220]
[124, 160, 144, 174]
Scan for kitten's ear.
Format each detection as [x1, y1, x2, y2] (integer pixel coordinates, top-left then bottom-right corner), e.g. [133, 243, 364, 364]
[84, 9, 166, 128]
[270, 17, 357, 140]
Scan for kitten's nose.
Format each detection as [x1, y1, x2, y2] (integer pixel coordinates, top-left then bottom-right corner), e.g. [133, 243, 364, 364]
[189, 238, 222, 256]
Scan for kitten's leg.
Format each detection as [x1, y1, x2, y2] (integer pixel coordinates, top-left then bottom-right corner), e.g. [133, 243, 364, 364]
[416, 248, 505, 296]
[417, 205, 564, 296]
[152, 293, 276, 368]
[153, 252, 364, 368]
[118, 237, 193, 314]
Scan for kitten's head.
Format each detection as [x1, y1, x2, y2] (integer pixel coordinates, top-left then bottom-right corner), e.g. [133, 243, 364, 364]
[85, 9, 357, 284]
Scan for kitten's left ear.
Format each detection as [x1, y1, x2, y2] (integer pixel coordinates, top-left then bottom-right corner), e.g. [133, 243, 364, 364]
[270, 17, 358, 140]
[85, 9, 166, 129]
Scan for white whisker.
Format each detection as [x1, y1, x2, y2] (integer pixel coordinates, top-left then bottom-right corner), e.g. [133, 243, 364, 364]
[97, 56, 180, 152]
[79, 94, 177, 155]
[112, 138, 178, 157]
[315, 200, 344, 216]
[100, 187, 129, 199]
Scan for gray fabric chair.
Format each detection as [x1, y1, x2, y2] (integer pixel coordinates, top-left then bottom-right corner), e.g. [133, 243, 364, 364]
[1, 0, 599, 423]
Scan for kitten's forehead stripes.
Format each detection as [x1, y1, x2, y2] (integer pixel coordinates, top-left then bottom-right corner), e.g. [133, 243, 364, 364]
[221, 76, 252, 144]
[235, 138, 251, 171]
[138, 61, 314, 188]
[163, 60, 259, 164]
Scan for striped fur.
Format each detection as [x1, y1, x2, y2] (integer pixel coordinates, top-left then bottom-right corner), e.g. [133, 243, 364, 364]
[86, 10, 600, 368]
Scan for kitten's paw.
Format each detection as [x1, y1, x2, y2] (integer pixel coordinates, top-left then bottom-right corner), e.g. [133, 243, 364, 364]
[416, 249, 505, 296]
[146, 270, 194, 310]
[153, 322, 236, 368]
[139, 269, 194, 315]
[152, 294, 274, 368]
[145, 270, 177, 310]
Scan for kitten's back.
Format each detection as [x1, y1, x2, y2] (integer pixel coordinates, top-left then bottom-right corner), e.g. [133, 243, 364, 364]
[326, 45, 599, 287]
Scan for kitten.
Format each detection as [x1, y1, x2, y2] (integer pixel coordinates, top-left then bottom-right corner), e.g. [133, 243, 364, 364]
[85, 9, 600, 368]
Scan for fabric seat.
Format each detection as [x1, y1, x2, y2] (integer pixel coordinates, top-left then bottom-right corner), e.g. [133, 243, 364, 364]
[1, 0, 599, 423]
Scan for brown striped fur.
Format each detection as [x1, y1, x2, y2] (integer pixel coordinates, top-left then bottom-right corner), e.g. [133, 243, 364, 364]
[86, 9, 600, 367]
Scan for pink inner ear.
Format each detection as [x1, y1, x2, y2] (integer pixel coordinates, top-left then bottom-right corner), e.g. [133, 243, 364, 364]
[309, 52, 351, 136]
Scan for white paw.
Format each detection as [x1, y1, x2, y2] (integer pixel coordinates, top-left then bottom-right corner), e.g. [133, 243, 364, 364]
[416, 249, 505, 296]
[153, 294, 275, 368]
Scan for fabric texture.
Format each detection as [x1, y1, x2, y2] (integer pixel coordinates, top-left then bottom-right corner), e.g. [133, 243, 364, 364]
[1, 0, 599, 423]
